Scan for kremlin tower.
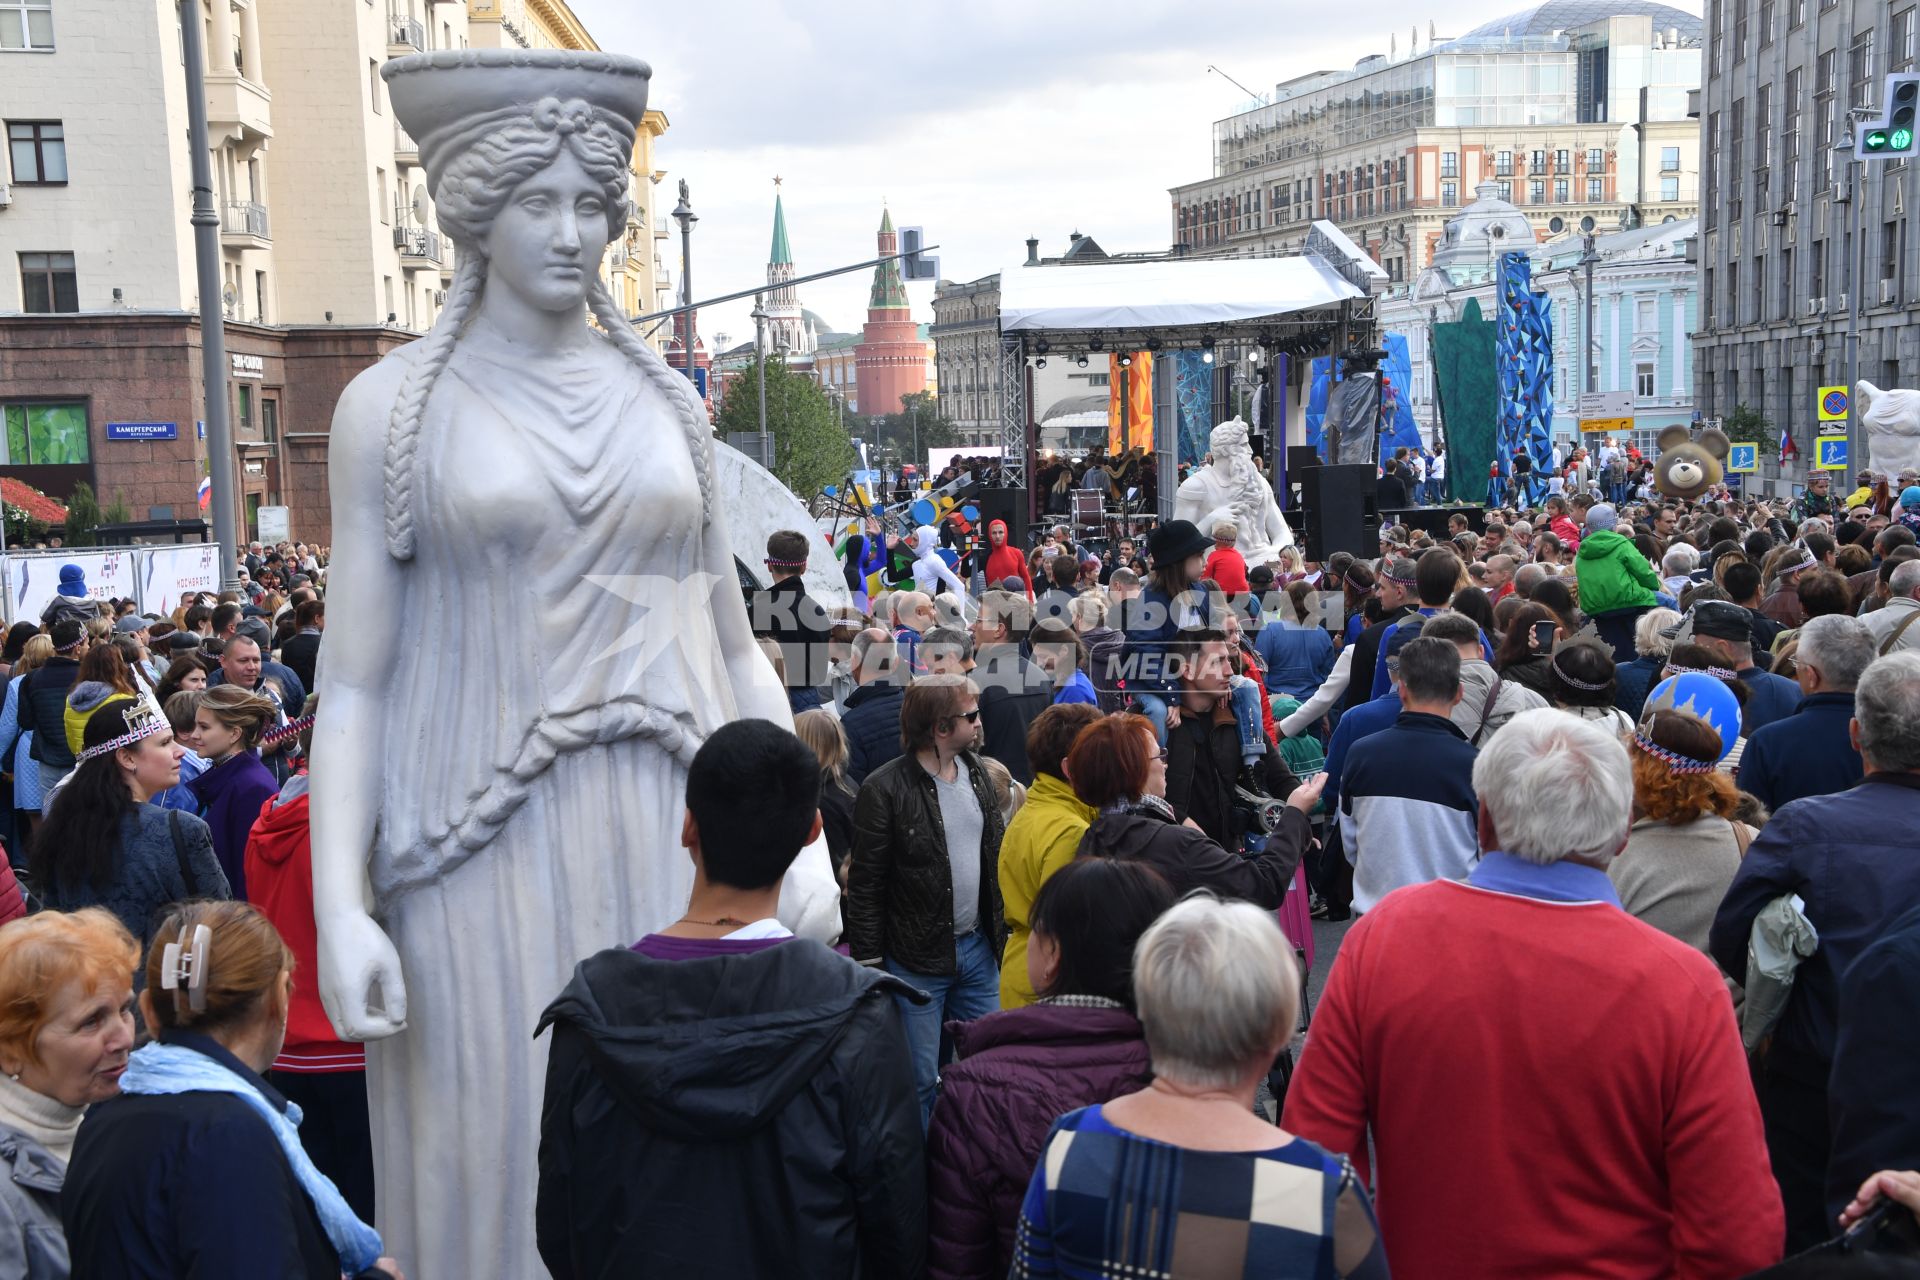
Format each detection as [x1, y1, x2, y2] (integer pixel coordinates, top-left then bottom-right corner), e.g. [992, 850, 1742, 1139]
[854, 207, 927, 417]
[763, 180, 812, 358]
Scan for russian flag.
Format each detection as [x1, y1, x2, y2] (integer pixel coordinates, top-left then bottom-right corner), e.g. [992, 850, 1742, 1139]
[197, 476, 211, 510]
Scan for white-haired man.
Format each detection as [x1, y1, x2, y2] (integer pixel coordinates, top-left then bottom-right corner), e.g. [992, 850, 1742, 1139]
[1864, 558, 1920, 655]
[1737, 614, 1872, 809]
[1713, 651, 1920, 1249]
[1288, 709, 1782, 1278]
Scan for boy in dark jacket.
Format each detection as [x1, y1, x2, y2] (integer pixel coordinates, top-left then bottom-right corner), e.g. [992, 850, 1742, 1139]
[537, 720, 926, 1280]
[747, 529, 832, 712]
[18, 619, 88, 807]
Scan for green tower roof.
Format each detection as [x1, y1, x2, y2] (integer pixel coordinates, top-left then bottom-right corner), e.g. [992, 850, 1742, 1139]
[869, 206, 908, 310]
[770, 193, 793, 267]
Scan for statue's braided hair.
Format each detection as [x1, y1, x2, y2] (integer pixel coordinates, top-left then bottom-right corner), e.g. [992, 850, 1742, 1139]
[380, 100, 710, 560]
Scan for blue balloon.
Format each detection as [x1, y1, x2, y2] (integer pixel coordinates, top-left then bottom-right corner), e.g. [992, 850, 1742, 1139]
[911, 499, 937, 525]
[823, 484, 838, 497]
[937, 548, 960, 570]
[962, 504, 979, 521]
[1640, 673, 1742, 763]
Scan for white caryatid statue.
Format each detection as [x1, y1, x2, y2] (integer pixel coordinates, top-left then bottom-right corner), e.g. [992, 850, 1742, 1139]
[1857, 380, 1920, 477]
[1172, 418, 1295, 567]
[309, 49, 838, 1279]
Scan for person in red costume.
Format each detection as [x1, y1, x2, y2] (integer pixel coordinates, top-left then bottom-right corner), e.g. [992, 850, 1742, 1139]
[981, 519, 1033, 600]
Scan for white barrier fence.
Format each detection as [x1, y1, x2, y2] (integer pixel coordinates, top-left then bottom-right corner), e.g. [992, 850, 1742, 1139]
[2, 544, 222, 624]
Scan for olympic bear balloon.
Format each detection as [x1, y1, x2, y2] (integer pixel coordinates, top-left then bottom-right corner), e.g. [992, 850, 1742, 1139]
[1652, 424, 1731, 500]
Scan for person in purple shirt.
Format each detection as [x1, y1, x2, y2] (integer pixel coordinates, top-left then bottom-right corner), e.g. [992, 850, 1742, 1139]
[536, 719, 927, 1279]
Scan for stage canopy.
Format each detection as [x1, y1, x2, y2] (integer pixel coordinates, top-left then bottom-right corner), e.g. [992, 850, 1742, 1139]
[999, 226, 1384, 336]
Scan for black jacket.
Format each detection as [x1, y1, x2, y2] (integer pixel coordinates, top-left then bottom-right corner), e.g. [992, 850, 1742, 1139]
[847, 751, 1007, 974]
[1828, 900, 1920, 1221]
[18, 657, 81, 768]
[278, 630, 322, 695]
[841, 681, 906, 786]
[1341, 605, 1414, 712]
[536, 940, 928, 1280]
[1376, 470, 1412, 510]
[1164, 699, 1299, 847]
[1075, 806, 1306, 909]
[972, 646, 1050, 785]
[749, 577, 832, 691]
[62, 1031, 383, 1279]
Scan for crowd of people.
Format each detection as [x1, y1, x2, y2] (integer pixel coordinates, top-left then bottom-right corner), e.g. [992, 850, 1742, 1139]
[0, 469, 1919, 1276]
[716, 464, 1920, 1276]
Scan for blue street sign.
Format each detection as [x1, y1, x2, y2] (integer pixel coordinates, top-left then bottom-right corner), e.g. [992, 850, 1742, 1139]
[1816, 435, 1849, 470]
[679, 366, 708, 398]
[106, 422, 178, 441]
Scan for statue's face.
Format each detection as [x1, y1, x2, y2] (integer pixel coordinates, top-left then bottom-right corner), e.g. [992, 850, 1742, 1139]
[1214, 436, 1252, 471]
[484, 148, 612, 313]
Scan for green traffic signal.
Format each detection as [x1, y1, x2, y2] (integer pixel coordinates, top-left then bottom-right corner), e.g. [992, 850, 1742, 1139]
[1867, 130, 1891, 150]
[1896, 127, 1916, 150]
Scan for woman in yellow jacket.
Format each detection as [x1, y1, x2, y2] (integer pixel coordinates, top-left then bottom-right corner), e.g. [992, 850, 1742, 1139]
[997, 704, 1102, 1007]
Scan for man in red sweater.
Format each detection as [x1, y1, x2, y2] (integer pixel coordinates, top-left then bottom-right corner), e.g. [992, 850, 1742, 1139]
[1284, 707, 1782, 1279]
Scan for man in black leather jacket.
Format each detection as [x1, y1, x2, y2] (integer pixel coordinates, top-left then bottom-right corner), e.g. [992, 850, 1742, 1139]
[847, 675, 1007, 1124]
[536, 720, 926, 1278]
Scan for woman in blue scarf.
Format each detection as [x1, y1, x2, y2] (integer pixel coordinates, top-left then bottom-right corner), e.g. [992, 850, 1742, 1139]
[61, 901, 402, 1279]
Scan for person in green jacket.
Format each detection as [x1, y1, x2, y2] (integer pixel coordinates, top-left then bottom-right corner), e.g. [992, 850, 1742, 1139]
[1574, 503, 1663, 616]
[996, 703, 1101, 1008]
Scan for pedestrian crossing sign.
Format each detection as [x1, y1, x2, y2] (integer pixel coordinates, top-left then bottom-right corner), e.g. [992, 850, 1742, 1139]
[1817, 386, 1850, 421]
[1726, 443, 1758, 473]
[1815, 435, 1849, 470]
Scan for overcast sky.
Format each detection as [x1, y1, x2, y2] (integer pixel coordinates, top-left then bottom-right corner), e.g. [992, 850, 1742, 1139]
[571, 0, 1701, 350]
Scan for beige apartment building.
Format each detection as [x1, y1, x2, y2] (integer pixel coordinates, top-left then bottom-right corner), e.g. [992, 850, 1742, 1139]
[0, 0, 670, 543]
[1169, 3, 1703, 284]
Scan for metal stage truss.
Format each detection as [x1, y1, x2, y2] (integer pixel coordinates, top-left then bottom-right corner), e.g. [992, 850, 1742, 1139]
[994, 221, 1386, 525]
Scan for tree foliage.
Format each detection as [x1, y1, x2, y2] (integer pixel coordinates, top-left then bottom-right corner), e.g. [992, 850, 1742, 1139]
[1721, 403, 1778, 451]
[714, 354, 856, 500]
[854, 391, 961, 470]
[63, 481, 101, 547]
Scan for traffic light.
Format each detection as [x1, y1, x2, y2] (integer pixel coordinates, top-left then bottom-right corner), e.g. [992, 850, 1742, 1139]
[1859, 73, 1920, 161]
[899, 226, 939, 281]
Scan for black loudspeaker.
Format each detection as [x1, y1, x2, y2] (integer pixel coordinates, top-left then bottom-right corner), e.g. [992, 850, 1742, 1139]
[1301, 463, 1379, 561]
[1286, 445, 1321, 477]
[1382, 505, 1488, 539]
[973, 487, 1029, 550]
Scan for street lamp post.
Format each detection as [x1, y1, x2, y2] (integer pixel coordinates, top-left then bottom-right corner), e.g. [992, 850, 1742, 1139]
[751, 294, 770, 450]
[1835, 128, 1864, 474]
[179, 0, 242, 590]
[1580, 231, 1599, 394]
[670, 180, 698, 381]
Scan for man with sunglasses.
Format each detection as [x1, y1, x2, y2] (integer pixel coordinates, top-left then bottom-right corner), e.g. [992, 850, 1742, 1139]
[847, 675, 1007, 1127]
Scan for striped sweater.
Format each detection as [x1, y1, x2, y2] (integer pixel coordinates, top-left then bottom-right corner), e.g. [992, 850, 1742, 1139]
[1338, 711, 1479, 914]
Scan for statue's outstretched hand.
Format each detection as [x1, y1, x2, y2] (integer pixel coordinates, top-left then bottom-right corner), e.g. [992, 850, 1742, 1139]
[317, 910, 409, 1041]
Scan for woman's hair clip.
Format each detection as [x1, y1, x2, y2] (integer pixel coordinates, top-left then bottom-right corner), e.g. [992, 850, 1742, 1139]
[161, 923, 212, 1013]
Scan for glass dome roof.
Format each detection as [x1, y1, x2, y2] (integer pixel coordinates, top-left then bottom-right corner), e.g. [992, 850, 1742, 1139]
[1455, 0, 1702, 42]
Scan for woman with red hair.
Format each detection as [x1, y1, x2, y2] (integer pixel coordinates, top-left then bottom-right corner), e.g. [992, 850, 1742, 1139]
[1068, 713, 1319, 907]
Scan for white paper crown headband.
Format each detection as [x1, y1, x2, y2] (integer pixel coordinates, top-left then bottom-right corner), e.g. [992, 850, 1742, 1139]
[75, 706, 168, 764]
[160, 924, 212, 1013]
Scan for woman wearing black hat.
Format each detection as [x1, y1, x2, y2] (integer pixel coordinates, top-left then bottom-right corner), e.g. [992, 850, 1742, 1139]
[1122, 520, 1216, 745]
